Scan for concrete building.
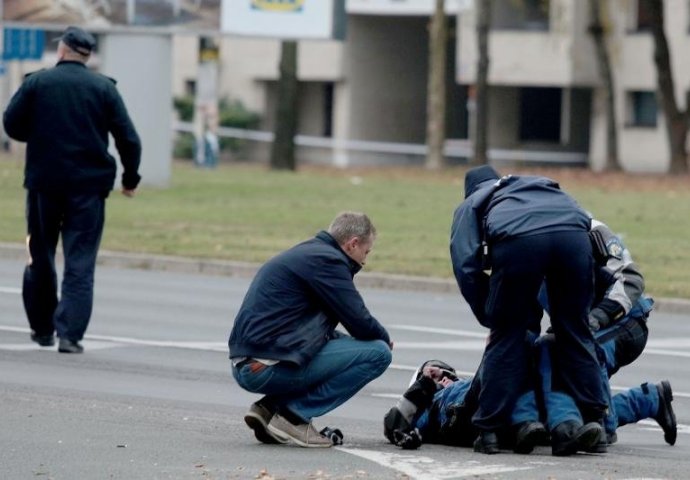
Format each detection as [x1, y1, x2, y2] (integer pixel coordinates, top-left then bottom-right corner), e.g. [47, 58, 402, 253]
[173, 0, 689, 172]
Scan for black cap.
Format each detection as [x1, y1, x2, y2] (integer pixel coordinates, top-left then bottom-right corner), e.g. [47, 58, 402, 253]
[464, 165, 500, 199]
[57, 26, 96, 55]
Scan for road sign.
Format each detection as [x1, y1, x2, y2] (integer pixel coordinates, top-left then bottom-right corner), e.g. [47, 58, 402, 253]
[2, 28, 45, 61]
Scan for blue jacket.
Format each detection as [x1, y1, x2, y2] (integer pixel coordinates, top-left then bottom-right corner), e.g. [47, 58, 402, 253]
[228, 231, 390, 366]
[450, 175, 590, 326]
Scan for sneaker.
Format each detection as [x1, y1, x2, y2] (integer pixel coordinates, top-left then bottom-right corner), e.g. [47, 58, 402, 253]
[244, 402, 285, 444]
[267, 414, 332, 448]
[513, 421, 548, 454]
[654, 380, 677, 446]
[30, 333, 55, 347]
[58, 338, 83, 354]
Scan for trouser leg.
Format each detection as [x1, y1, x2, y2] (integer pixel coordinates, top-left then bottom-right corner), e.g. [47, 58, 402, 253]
[546, 231, 606, 418]
[23, 191, 61, 336]
[53, 193, 105, 341]
[536, 338, 582, 431]
[614, 382, 659, 427]
[232, 337, 391, 421]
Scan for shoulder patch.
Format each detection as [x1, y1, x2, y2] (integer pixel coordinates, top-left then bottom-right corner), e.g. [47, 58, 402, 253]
[605, 238, 624, 259]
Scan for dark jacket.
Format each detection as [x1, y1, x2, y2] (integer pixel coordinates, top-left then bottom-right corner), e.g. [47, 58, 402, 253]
[228, 231, 391, 366]
[3, 61, 141, 192]
[450, 175, 590, 325]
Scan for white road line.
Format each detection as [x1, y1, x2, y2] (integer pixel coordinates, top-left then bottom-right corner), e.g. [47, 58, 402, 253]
[337, 448, 535, 480]
[0, 286, 21, 294]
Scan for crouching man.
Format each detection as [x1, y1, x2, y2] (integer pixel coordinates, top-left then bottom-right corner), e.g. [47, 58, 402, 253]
[229, 212, 393, 447]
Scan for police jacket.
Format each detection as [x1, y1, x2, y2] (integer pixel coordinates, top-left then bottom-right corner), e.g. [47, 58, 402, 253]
[3, 61, 141, 192]
[450, 175, 590, 326]
[228, 231, 391, 366]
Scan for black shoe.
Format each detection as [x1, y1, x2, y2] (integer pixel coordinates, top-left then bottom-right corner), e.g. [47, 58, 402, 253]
[473, 431, 500, 454]
[654, 380, 677, 446]
[30, 333, 55, 347]
[58, 338, 84, 354]
[513, 421, 548, 454]
[607, 431, 618, 445]
[583, 427, 608, 454]
[551, 420, 602, 456]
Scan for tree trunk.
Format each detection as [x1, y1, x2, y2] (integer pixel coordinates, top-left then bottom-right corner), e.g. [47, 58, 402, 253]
[588, 0, 620, 171]
[644, 0, 688, 173]
[270, 40, 299, 171]
[425, 0, 447, 170]
[473, 0, 491, 166]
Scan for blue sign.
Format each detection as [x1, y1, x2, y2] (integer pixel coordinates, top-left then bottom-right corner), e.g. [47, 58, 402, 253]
[3, 28, 45, 61]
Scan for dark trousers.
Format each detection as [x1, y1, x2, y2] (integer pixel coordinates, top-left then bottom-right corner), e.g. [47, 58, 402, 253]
[472, 231, 607, 431]
[23, 190, 105, 341]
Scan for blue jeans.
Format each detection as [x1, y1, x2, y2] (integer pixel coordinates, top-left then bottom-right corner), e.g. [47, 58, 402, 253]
[232, 336, 391, 421]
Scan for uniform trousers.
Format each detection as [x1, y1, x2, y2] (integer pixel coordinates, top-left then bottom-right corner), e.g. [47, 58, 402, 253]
[23, 190, 105, 341]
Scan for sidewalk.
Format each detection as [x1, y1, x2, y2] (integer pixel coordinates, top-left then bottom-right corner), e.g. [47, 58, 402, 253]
[2, 242, 689, 314]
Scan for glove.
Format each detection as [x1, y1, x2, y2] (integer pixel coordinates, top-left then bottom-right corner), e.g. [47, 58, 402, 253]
[393, 428, 422, 450]
[588, 307, 610, 332]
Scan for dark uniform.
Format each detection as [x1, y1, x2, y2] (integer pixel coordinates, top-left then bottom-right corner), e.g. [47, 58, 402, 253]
[450, 166, 607, 452]
[3, 46, 141, 348]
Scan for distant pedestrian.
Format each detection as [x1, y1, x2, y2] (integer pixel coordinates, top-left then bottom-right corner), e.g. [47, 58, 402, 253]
[229, 211, 393, 447]
[3, 26, 142, 353]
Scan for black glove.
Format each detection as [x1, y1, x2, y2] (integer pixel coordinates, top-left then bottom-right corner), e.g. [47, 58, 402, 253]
[320, 426, 344, 445]
[588, 307, 610, 332]
[393, 428, 422, 450]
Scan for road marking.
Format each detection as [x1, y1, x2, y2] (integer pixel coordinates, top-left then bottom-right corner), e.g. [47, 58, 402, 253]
[338, 447, 535, 479]
[0, 286, 21, 294]
[389, 325, 488, 339]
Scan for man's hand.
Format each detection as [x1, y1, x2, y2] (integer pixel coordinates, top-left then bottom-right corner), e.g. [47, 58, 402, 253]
[121, 188, 136, 198]
[588, 307, 610, 332]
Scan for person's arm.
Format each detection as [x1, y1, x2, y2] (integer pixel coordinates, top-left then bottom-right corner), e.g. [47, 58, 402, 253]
[3, 81, 33, 142]
[589, 220, 645, 330]
[309, 257, 391, 346]
[106, 83, 142, 192]
[450, 201, 490, 327]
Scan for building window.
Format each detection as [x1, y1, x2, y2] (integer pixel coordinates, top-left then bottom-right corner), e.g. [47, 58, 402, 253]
[627, 91, 657, 127]
[491, 0, 550, 31]
[635, 0, 654, 31]
[519, 87, 561, 142]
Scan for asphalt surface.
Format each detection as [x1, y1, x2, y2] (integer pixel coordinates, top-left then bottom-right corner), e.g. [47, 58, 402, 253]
[1, 248, 689, 480]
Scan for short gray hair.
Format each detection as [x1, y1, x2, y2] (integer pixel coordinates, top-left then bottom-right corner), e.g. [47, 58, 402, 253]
[327, 211, 376, 245]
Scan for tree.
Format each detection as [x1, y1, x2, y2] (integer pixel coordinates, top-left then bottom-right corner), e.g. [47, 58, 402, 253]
[473, 0, 491, 166]
[588, 0, 620, 171]
[270, 40, 299, 171]
[425, 0, 448, 170]
[643, 0, 688, 173]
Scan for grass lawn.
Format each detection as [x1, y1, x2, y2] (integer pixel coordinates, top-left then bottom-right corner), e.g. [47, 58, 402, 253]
[1, 152, 689, 299]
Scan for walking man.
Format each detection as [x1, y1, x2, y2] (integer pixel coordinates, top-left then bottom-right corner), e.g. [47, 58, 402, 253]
[3, 26, 142, 353]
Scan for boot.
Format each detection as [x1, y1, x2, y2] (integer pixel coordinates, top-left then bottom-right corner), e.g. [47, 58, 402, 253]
[473, 431, 500, 454]
[654, 380, 677, 446]
[551, 420, 602, 456]
[513, 421, 548, 454]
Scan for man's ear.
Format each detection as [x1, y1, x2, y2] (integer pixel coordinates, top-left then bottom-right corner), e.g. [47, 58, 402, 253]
[342, 236, 358, 252]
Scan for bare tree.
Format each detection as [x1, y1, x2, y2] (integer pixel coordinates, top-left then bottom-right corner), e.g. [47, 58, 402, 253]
[425, 0, 447, 170]
[270, 40, 299, 171]
[473, 0, 491, 166]
[643, 0, 688, 173]
[588, 0, 620, 171]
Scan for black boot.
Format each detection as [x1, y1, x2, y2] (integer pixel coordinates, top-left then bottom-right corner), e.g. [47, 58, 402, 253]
[473, 431, 500, 454]
[583, 426, 608, 454]
[513, 421, 548, 454]
[551, 420, 602, 456]
[654, 380, 677, 446]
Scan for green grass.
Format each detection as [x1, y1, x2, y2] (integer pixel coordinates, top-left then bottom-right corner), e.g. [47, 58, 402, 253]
[2, 154, 689, 299]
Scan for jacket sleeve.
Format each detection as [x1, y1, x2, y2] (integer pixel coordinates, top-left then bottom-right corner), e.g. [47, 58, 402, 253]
[309, 257, 391, 345]
[106, 84, 142, 189]
[450, 200, 490, 327]
[590, 220, 645, 324]
[2, 81, 33, 142]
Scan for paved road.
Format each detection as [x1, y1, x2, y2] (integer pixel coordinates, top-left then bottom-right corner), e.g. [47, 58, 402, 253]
[0, 257, 688, 479]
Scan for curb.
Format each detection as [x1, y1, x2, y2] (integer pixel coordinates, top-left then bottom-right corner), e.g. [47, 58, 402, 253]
[1, 242, 689, 314]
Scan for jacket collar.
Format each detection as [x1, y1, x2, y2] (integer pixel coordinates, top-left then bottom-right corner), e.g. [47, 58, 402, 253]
[315, 230, 362, 275]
